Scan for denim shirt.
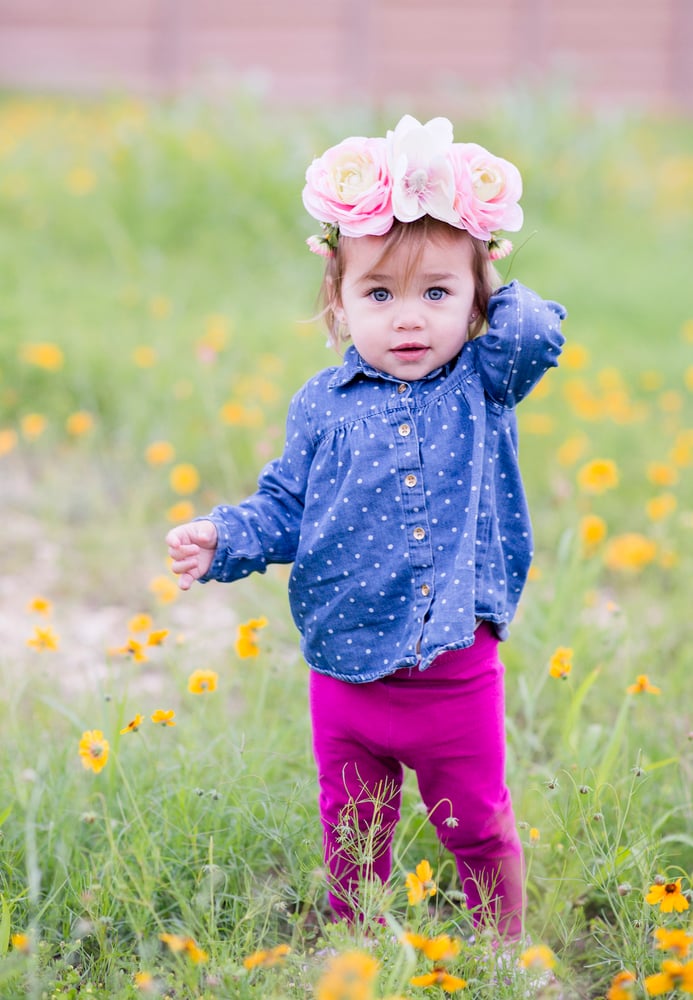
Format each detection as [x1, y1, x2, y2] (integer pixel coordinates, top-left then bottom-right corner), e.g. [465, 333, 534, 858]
[201, 280, 566, 682]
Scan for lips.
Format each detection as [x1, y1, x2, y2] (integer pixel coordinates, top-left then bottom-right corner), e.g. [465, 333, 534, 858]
[391, 342, 429, 359]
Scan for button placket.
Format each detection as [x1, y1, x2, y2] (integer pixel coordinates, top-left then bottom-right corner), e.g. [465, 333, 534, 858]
[391, 401, 434, 617]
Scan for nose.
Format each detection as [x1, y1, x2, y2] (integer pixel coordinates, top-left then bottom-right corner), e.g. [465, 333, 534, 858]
[393, 296, 424, 331]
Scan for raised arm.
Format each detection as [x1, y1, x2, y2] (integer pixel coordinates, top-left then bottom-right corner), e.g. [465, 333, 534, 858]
[472, 279, 566, 408]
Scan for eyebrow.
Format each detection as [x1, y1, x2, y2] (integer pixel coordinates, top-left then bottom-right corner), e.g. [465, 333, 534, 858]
[358, 271, 459, 284]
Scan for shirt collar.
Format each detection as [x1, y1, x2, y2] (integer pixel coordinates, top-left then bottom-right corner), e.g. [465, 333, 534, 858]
[328, 345, 457, 390]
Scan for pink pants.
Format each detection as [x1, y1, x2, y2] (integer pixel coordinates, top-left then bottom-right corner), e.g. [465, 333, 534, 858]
[309, 623, 524, 937]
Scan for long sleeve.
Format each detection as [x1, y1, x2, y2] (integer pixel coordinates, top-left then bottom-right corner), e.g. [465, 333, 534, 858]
[200, 389, 316, 583]
[472, 280, 566, 408]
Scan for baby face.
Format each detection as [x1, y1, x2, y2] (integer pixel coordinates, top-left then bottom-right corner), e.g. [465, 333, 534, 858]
[334, 229, 477, 380]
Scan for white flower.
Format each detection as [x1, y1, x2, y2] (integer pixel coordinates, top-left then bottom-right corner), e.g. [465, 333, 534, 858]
[386, 115, 458, 226]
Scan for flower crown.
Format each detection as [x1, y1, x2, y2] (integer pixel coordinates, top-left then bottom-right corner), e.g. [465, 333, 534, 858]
[302, 115, 522, 261]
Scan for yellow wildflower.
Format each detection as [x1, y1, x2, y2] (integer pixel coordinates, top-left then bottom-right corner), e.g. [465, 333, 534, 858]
[169, 463, 200, 495]
[556, 433, 589, 467]
[644, 959, 693, 996]
[134, 971, 156, 993]
[11, 932, 31, 953]
[653, 927, 693, 958]
[147, 629, 169, 646]
[120, 714, 144, 735]
[410, 970, 467, 991]
[645, 879, 690, 913]
[151, 709, 176, 727]
[316, 951, 379, 1000]
[529, 827, 541, 844]
[577, 458, 619, 495]
[26, 625, 59, 651]
[21, 413, 47, 440]
[579, 513, 607, 554]
[604, 533, 657, 573]
[129, 613, 153, 634]
[167, 500, 195, 523]
[243, 943, 291, 970]
[626, 674, 661, 695]
[0, 428, 18, 456]
[187, 669, 218, 694]
[235, 617, 269, 658]
[606, 970, 637, 1000]
[519, 944, 557, 970]
[561, 343, 590, 370]
[27, 595, 52, 616]
[109, 638, 149, 663]
[149, 574, 179, 604]
[20, 342, 64, 371]
[78, 730, 110, 774]
[66, 411, 94, 437]
[132, 345, 158, 368]
[405, 859, 437, 905]
[647, 462, 678, 487]
[159, 933, 207, 963]
[145, 440, 176, 465]
[548, 646, 573, 680]
[646, 493, 677, 521]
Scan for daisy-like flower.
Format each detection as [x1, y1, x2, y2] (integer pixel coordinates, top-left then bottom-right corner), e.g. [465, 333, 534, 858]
[529, 827, 541, 844]
[243, 943, 291, 970]
[403, 932, 460, 963]
[151, 709, 176, 727]
[128, 613, 153, 634]
[20, 341, 64, 371]
[149, 574, 179, 604]
[577, 458, 619, 495]
[120, 713, 144, 735]
[66, 411, 94, 437]
[606, 970, 637, 1000]
[145, 440, 175, 466]
[405, 859, 437, 905]
[187, 669, 218, 694]
[519, 944, 557, 971]
[11, 932, 31, 953]
[169, 462, 200, 496]
[627, 674, 661, 695]
[548, 646, 573, 680]
[410, 969, 467, 992]
[133, 971, 157, 994]
[78, 730, 110, 774]
[604, 533, 658, 573]
[159, 933, 208, 964]
[644, 959, 693, 996]
[147, 629, 169, 647]
[645, 878, 690, 913]
[654, 927, 693, 958]
[235, 617, 269, 658]
[26, 625, 59, 651]
[580, 514, 607, 554]
[109, 638, 149, 663]
[316, 951, 380, 1000]
[27, 595, 52, 616]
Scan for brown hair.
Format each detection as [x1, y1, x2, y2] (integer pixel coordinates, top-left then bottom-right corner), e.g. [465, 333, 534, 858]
[317, 217, 501, 351]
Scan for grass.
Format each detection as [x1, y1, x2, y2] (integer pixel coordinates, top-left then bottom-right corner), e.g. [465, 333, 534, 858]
[0, 90, 692, 998]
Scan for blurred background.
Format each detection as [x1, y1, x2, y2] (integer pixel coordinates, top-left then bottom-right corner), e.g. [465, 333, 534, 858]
[1, 0, 692, 112]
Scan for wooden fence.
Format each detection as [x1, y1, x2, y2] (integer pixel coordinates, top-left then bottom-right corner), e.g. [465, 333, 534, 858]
[0, 0, 691, 111]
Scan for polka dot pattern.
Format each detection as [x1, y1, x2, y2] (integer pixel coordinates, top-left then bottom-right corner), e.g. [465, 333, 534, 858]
[202, 280, 566, 683]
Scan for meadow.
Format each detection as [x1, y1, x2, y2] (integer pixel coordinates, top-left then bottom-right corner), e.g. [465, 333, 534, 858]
[0, 91, 692, 999]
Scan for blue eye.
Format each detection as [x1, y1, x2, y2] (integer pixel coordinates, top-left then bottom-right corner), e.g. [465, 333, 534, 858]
[425, 287, 447, 301]
[369, 288, 391, 302]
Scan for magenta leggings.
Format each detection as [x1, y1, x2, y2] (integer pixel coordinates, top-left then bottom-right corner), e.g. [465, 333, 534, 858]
[309, 623, 524, 937]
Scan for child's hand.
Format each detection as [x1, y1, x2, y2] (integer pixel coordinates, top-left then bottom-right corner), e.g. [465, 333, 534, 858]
[165, 519, 218, 590]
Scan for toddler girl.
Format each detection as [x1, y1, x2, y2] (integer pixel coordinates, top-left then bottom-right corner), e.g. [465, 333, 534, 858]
[166, 115, 566, 938]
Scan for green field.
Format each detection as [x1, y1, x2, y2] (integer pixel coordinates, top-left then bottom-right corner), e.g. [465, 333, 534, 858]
[1, 93, 692, 999]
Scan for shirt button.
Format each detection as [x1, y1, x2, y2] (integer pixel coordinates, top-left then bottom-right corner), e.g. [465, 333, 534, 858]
[398, 423, 411, 436]
[397, 382, 408, 394]
[421, 584, 431, 597]
[405, 474, 417, 488]
[413, 527, 426, 540]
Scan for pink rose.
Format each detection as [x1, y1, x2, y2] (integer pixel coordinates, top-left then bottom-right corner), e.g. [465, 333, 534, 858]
[302, 136, 393, 237]
[449, 143, 523, 240]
